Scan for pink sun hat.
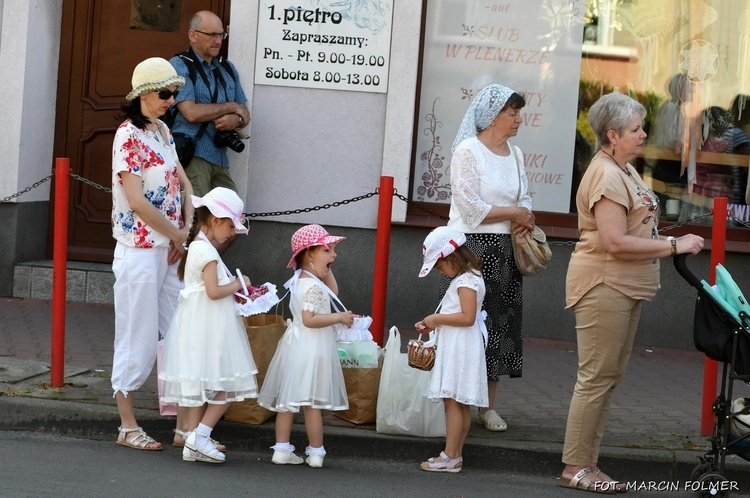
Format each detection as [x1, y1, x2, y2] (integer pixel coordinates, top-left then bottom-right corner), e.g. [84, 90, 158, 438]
[191, 187, 248, 235]
[419, 226, 467, 277]
[287, 224, 345, 268]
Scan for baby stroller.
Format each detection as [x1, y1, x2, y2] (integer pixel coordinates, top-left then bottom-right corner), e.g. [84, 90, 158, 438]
[675, 254, 750, 495]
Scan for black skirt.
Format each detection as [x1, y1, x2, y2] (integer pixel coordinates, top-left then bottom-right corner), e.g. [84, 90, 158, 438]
[440, 233, 523, 380]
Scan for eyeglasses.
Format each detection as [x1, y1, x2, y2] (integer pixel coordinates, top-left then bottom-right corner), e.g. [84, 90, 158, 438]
[157, 89, 179, 100]
[193, 30, 228, 41]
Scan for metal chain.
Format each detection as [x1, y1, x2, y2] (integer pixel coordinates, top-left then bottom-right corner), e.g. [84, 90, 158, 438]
[729, 215, 750, 230]
[0, 174, 53, 203]
[70, 173, 112, 194]
[657, 212, 714, 232]
[393, 192, 449, 221]
[246, 191, 377, 218]
[7, 172, 750, 234]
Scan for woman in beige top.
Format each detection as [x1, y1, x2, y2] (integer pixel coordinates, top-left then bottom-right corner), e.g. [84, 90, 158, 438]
[559, 92, 704, 493]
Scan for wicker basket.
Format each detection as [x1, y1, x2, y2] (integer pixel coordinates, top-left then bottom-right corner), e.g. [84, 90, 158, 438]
[407, 336, 437, 371]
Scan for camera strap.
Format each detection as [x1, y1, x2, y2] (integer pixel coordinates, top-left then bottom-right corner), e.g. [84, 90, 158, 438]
[192, 68, 221, 142]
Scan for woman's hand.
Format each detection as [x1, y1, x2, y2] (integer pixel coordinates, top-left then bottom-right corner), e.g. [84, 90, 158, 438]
[675, 234, 704, 255]
[338, 310, 354, 327]
[513, 207, 535, 230]
[511, 221, 531, 238]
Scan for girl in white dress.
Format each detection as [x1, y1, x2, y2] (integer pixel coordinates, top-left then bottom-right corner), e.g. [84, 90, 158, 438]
[416, 226, 488, 473]
[159, 187, 258, 464]
[258, 224, 353, 468]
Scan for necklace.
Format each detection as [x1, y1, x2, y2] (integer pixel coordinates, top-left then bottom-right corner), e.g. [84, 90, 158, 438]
[598, 149, 649, 193]
[598, 149, 630, 176]
[147, 125, 161, 142]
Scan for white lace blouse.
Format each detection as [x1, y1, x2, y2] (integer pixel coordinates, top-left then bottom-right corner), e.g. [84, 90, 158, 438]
[447, 137, 532, 234]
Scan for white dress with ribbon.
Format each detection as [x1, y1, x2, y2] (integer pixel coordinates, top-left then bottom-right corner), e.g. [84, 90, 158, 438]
[159, 232, 258, 406]
[258, 270, 349, 412]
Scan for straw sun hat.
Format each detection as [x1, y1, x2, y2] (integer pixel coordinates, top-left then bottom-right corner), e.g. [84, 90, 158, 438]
[126, 57, 185, 101]
[287, 224, 345, 268]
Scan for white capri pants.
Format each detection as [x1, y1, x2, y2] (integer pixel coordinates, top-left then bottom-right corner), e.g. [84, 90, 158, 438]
[111, 243, 182, 396]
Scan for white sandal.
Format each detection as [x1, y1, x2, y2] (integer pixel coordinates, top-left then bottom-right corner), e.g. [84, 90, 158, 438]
[116, 426, 162, 451]
[173, 428, 227, 452]
[185, 429, 225, 463]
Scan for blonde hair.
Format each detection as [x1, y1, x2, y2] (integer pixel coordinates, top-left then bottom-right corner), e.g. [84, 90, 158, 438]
[443, 245, 482, 277]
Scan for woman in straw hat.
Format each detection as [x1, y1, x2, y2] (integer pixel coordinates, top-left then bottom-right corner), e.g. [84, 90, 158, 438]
[111, 57, 193, 450]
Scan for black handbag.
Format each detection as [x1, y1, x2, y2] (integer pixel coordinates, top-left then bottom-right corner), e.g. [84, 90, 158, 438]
[172, 133, 196, 167]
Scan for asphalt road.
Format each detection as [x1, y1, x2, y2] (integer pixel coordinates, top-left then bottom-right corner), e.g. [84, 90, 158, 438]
[0, 431, 705, 498]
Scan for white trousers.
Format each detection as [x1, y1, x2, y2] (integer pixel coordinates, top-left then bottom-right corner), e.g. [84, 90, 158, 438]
[111, 243, 182, 396]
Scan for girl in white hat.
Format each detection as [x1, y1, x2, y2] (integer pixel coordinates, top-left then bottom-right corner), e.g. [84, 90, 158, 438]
[159, 187, 258, 464]
[258, 224, 353, 468]
[416, 226, 488, 473]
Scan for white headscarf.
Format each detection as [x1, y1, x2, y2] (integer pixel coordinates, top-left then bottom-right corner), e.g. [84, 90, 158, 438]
[452, 84, 516, 152]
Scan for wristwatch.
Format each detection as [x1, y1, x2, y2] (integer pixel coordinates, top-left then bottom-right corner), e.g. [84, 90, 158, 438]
[667, 236, 677, 256]
[236, 114, 244, 126]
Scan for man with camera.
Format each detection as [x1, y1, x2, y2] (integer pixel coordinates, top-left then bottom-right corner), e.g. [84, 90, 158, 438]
[169, 10, 250, 198]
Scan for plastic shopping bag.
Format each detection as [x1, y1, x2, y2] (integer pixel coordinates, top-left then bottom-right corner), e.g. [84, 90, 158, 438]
[157, 339, 177, 416]
[376, 327, 446, 437]
[338, 340, 380, 368]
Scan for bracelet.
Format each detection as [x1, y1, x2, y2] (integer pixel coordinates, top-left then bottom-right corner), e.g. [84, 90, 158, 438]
[667, 236, 676, 256]
[236, 114, 244, 126]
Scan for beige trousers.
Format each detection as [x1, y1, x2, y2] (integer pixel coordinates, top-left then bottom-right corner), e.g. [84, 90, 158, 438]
[186, 156, 237, 197]
[562, 283, 643, 466]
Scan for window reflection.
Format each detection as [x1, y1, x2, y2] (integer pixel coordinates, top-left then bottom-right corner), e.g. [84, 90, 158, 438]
[130, 0, 181, 32]
[578, 0, 750, 226]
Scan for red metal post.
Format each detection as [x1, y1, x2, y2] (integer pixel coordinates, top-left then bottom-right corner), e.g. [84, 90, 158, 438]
[51, 158, 70, 387]
[700, 196, 727, 436]
[370, 176, 394, 346]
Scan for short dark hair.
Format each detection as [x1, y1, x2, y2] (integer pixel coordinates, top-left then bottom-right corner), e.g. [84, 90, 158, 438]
[502, 92, 526, 113]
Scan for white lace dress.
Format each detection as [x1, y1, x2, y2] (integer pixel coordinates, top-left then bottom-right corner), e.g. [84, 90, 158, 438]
[258, 277, 348, 413]
[428, 271, 489, 407]
[159, 237, 258, 406]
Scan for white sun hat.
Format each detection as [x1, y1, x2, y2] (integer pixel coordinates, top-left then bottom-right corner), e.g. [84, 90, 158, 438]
[191, 187, 248, 234]
[418, 226, 467, 277]
[126, 57, 185, 101]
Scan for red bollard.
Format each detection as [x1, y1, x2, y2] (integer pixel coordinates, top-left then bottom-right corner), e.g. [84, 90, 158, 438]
[700, 196, 727, 436]
[370, 176, 394, 346]
[51, 158, 70, 387]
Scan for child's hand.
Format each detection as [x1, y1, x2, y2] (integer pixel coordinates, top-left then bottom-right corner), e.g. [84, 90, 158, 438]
[241, 275, 252, 287]
[415, 316, 436, 333]
[420, 314, 439, 331]
[338, 310, 354, 327]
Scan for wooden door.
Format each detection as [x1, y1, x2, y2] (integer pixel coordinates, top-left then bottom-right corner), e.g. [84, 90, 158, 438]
[52, 0, 230, 262]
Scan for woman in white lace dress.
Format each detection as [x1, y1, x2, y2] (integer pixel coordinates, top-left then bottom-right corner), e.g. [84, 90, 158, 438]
[445, 84, 536, 432]
[416, 227, 488, 473]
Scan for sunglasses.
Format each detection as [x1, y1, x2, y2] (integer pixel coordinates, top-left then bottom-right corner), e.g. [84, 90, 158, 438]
[157, 89, 179, 100]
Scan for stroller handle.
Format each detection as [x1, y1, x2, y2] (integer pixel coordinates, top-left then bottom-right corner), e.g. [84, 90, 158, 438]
[673, 253, 702, 289]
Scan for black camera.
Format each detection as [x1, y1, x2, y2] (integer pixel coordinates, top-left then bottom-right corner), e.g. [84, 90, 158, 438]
[214, 130, 245, 153]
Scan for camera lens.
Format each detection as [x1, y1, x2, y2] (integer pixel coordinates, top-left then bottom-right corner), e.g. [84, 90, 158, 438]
[214, 131, 245, 153]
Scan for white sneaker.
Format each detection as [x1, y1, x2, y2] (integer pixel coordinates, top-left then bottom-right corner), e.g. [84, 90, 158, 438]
[306, 454, 325, 468]
[271, 449, 304, 465]
[482, 410, 508, 432]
